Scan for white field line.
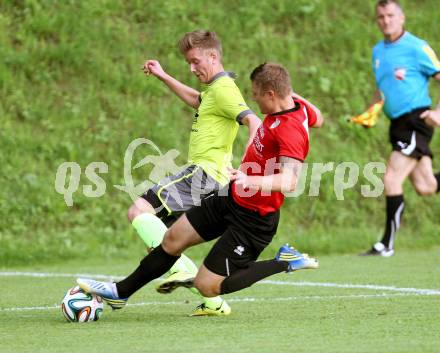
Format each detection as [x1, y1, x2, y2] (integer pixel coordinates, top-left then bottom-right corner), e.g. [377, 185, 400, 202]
[260, 280, 440, 296]
[0, 272, 123, 280]
[0, 293, 417, 312]
[1, 271, 439, 312]
[2, 271, 440, 295]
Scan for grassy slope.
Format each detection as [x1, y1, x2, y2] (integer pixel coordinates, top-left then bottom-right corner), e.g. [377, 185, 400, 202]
[1, 247, 440, 353]
[0, 0, 439, 265]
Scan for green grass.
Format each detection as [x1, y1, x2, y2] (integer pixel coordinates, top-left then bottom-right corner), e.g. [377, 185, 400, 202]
[0, 1, 439, 265]
[1, 247, 440, 353]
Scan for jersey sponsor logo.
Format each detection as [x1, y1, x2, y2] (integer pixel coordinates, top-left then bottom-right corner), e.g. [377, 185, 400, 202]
[270, 118, 281, 129]
[253, 126, 265, 153]
[233, 245, 245, 256]
[375, 59, 380, 70]
[394, 68, 407, 81]
[423, 45, 440, 70]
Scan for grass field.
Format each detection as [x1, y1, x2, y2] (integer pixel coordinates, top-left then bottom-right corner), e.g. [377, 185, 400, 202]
[1, 1, 439, 352]
[2, 247, 440, 353]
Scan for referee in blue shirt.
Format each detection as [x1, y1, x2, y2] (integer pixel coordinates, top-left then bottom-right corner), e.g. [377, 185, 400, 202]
[363, 0, 440, 256]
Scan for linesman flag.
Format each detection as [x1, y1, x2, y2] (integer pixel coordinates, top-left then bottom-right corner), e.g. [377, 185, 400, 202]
[350, 100, 384, 128]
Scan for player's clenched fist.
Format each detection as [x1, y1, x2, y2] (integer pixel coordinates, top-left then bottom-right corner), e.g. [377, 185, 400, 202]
[420, 109, 440, 128]
[142, 60, 166, 79]
[228, 168, 249, 188]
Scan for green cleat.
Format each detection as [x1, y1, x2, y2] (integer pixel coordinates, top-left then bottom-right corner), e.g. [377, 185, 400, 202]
[155, 271, 195, 294]
[190, 300, 231, 317]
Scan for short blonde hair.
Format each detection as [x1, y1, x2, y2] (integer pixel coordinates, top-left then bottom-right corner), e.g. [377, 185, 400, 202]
[178, 30, 222, 56]
[250, 63, 292, 98]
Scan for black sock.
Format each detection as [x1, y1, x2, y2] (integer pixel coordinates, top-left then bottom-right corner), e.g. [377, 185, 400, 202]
[380, 194, 404, 249]
[116, 245, 180, 298]
[220, 260, 288, 295]
[435, 172, 440, 193]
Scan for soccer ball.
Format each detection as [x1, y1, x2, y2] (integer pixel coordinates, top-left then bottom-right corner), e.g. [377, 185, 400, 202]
[61, 286, 104, 323]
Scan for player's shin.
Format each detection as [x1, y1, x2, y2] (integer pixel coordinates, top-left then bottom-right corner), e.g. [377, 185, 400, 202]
[168, 253, 198, 275]
[133, 213, 199, 280]
[380, 194, 404, 249]
[220, 260, 287, 295]
[132, 213, 167, 248]
[116, 244, 180, 298]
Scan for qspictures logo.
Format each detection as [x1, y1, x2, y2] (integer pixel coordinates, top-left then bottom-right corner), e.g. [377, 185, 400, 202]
[54, 138, 181, 206]
[54, 138, 386, 207]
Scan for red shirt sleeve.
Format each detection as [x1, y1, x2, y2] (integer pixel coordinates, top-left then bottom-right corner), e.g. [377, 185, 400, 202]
[277, 119, 308, 162]
[295, 99, 318, 127]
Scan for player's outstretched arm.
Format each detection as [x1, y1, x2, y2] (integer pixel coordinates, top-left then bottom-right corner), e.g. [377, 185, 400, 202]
[143, 59, 200, 109]
[229, 157, 302, 193]
[291, 91, 324, 128]
[240, 113, 262, 147]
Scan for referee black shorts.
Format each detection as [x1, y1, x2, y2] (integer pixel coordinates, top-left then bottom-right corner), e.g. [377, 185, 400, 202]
[389, 107, 434, 160]
[186, 185, 280, 277]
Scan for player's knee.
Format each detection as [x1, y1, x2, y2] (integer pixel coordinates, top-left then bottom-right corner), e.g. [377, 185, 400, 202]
[127, 204, 139, 222]
[162, 229, 185, 256]
[383, 172, 403, 194]
[127, 199, 155, 222]
[194, 278, 219, 297]
[383, 171, 396, 188]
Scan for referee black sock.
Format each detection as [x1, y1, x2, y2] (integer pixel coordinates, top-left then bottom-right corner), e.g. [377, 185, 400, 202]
[435, 172, 440, 193]
[380, 194, 405, 250]
[220, 260, 288, 295]
[116, 245, 180, 298]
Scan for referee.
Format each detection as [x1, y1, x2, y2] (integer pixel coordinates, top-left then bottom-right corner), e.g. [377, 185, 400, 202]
[363, 0, 440, 256]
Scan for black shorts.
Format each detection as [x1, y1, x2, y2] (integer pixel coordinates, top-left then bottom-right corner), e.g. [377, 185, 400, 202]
[186, 185, 280, 277]
[389, 107, 434, 160]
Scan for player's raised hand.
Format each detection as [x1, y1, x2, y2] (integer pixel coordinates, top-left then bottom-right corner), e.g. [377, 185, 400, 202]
[142, 60, 166, 79]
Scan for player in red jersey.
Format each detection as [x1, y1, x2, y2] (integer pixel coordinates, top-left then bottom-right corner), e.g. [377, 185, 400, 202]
[77, 63, 324, 314]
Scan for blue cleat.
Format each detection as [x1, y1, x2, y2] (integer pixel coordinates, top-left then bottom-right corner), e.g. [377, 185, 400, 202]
[77, 278, 128, 310]
[275, 244, 319, 272]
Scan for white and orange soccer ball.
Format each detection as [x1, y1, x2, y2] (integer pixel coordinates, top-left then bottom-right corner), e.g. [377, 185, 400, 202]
[61, 286, 104, 323]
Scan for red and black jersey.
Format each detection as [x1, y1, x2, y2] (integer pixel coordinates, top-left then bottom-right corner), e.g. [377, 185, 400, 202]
[232, 98, 317, 215]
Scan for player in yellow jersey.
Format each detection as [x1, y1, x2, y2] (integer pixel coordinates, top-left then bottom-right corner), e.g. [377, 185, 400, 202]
[127, 30, 261, 316]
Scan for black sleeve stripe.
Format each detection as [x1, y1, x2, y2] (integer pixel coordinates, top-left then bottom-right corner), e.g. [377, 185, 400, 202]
[278, 155, 304, 163]
[236, 109, 254, 125]
[431, 71, 440, 77]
